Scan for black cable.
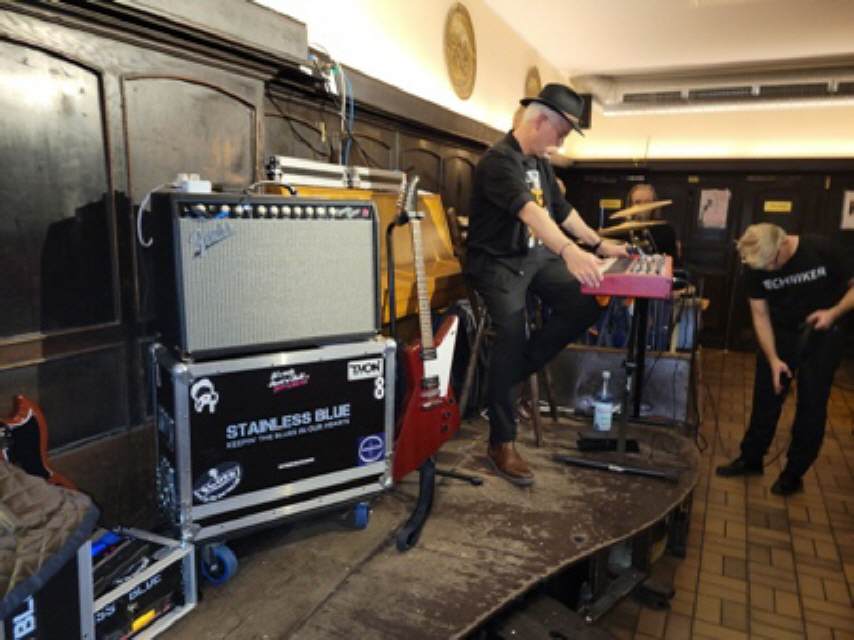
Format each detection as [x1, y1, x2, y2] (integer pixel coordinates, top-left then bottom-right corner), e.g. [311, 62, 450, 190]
[348, 136, 384, 169]
[266, 91, 333, 159]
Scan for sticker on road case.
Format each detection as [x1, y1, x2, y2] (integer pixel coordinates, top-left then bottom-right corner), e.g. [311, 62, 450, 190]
[190, 378, 219, 414]
[347, 357, 384, 381]
[193, 461, 242, 502]
[357, 433, 385, 465]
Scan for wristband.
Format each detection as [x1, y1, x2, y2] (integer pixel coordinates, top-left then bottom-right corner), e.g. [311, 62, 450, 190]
[591, 239, 603, 255]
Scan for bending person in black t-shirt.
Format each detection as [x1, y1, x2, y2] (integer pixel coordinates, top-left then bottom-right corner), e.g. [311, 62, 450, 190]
[466, 84, 628, 486]
[716, 223, 854, 495]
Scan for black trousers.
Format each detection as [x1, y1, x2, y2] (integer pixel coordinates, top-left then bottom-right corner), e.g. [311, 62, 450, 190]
[740, 326, 843, 478]
[465, 247, 600, 445]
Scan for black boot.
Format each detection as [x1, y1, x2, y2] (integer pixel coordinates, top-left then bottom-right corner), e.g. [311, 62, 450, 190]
[715, 457, 763, 477]
[771, 471, 803, 496]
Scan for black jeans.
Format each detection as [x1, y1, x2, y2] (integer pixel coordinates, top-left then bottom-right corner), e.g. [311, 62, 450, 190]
[465, 246, 600, 445]
[740, 326, 844, 478]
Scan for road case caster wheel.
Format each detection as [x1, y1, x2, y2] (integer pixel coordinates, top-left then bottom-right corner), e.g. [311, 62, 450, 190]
[201, 543, 238, 586]
[353, 502, 370, 529]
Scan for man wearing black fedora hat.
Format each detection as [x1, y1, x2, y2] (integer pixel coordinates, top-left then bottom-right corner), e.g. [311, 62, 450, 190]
[466, 83, 628, 486]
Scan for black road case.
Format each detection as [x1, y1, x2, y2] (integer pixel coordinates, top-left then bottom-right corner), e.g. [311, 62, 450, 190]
[151, 338, 395, 543]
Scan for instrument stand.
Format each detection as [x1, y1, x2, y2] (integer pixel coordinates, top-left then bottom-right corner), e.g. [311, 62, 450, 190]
[386, 213, 482, 553]
[555, 298, 680, 483]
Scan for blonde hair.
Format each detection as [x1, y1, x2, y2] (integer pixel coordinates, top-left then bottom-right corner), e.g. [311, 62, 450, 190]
[737, 223, 786, 269]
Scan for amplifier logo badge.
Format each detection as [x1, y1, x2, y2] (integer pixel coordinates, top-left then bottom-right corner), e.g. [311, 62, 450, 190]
[194, 462, 242, 503]
[189, 220, 235, 257]
[357, 434, 385, 465]
[190, 378, 219, 414]
[268, 368, 310, 393]
[348, 358, 384, 381]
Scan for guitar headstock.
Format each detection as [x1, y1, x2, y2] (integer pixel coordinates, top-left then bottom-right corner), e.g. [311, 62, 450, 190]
[405, 176, 424, 221]
[395, 173, 408, 214]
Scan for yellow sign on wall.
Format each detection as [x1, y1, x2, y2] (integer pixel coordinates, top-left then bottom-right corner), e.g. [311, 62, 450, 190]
[764, 200, 793, 213]
[599, 199, 623, 210]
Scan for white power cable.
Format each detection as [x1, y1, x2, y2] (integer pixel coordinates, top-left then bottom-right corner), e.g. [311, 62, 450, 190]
[136, 183, 171, 248]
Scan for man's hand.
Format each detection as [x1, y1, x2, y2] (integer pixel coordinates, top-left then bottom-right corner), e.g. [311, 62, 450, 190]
[563, 245, 604, 287]
[597, 240, 630, 259]
[769, 357, 792, 395]
[806, 308, 837, 330]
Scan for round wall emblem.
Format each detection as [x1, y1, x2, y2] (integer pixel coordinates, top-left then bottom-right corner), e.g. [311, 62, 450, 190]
[524, 66, 542, 98]
[444, 3, 477, 100]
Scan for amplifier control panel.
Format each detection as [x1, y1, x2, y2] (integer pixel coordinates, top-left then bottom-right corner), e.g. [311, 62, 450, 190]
[176, 199, 374, 221]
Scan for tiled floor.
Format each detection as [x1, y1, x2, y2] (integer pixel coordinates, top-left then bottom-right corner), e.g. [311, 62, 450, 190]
[597, 349, 854, 640]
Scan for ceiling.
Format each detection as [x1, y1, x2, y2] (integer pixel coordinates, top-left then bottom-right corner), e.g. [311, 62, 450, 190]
[483, 0, 854, 79]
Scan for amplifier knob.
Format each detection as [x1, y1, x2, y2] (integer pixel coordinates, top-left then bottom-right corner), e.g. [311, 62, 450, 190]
[257, 205, 268, 218]
[327, 206, 336, 217]
[306, 206, 315, 218]
[234, 205, 243, 217]
[317, 206, 327, 218]
[192, 204, 206, 217]
[270, 205, 280, 217]
[219, 205, 230, 218]
[282, 205, 292, 217]
[294, 206, 303, 217]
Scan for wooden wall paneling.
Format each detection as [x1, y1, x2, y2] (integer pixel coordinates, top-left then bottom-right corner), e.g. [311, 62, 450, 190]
[264, 93, 337, 163]
[0, 7, 267, 448]
[349, 118, 396, 170]
[0, 345, 130, 450]
[0, 38, 115, 340]
[399, 134, 443, 195]
[123, 76, 258, 200]
[441, 149, 477, 217]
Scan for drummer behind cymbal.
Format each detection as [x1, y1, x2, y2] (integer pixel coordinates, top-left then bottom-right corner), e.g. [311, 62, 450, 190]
[627, 184, 681, 263]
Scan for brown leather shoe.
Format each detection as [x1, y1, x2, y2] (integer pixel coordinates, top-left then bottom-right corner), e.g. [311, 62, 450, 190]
[487, 442, 534, 486]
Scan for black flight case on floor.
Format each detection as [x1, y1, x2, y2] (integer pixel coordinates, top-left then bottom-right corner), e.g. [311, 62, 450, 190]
[150, 338, 396, 550]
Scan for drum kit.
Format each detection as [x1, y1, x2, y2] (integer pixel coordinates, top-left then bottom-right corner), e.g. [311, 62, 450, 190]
[598, 199, 673, 237]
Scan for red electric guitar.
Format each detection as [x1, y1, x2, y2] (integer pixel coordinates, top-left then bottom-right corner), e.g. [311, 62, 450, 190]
[1, 395, 75, 489]
[392, 179, 461, 481]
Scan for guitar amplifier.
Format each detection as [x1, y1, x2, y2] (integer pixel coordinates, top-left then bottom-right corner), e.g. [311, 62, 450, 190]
[149, 190, 380, 359]
[150, 338, 395, 542]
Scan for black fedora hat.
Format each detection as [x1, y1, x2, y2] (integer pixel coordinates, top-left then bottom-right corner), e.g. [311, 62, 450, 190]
[520, 83, 585, 136]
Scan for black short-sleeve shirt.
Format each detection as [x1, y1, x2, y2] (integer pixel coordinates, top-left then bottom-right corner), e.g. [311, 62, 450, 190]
[467, 132, 572, 256]
[743, 234, 852, 331]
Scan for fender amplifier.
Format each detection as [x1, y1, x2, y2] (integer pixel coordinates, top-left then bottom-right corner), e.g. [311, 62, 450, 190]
[149, 191, 379, 359]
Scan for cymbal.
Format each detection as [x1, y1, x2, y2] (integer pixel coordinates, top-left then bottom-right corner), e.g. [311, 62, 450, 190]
[598, 219, 668, 237]
[609, 199, 673, 220]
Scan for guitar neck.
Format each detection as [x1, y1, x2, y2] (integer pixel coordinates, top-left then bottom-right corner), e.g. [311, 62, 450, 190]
[410, 219, 435, 358]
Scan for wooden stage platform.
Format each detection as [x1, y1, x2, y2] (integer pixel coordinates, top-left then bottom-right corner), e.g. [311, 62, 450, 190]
[163, 418, 699, 639]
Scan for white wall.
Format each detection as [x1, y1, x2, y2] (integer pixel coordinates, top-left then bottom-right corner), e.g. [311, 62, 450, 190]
[256, 0, 562, 133]
[257, 0, 854, 159]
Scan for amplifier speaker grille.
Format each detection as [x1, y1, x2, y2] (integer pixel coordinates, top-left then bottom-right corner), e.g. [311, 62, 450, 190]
[152, 192, 379, 358]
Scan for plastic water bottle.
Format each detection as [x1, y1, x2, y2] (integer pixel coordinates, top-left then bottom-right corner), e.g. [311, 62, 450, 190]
[593, 371, 615, 432]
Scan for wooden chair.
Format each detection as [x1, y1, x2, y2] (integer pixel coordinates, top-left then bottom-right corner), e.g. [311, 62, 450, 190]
[445, 207, 558, 447]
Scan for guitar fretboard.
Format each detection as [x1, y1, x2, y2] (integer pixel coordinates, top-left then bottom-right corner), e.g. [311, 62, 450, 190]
[410, 219, 435, 357]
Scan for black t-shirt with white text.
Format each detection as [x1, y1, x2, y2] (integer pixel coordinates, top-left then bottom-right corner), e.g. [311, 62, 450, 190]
[468, 132, 572, 257]
[743, 235, 852, 332]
